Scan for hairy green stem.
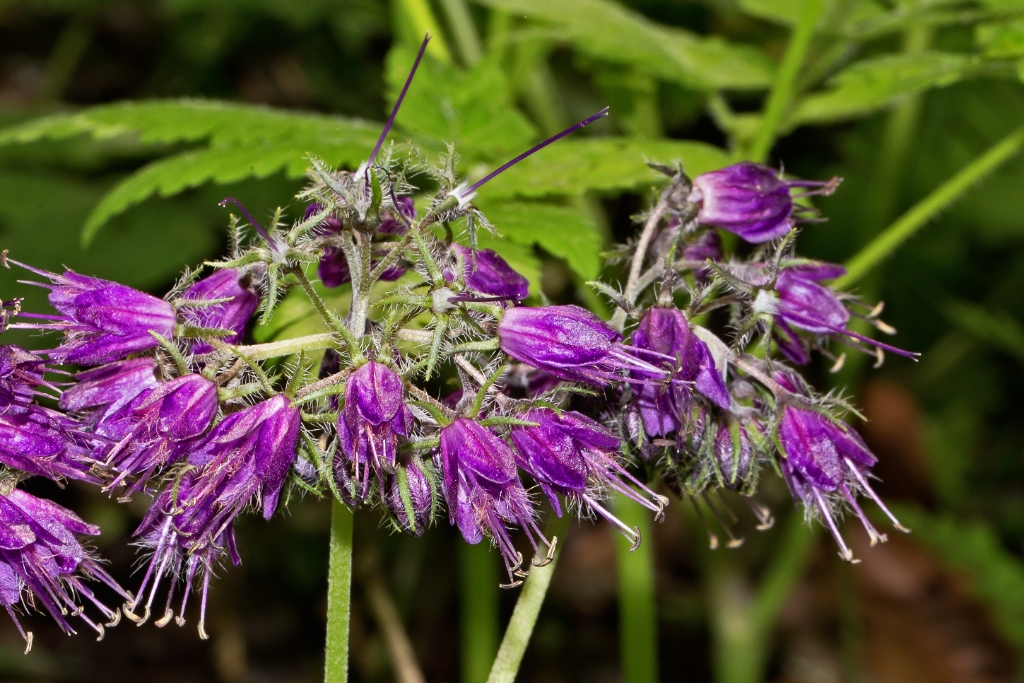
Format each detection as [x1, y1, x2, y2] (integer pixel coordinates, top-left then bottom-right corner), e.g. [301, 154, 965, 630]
[747, 0, 826, 163]
[460, 542, 500, 683]
[325, 501, 354, 683]
[614, 494, 658, 683]
[486, 515, 570, 683]
[837, 123, 1024, 288]
[233, 333, 339, 361]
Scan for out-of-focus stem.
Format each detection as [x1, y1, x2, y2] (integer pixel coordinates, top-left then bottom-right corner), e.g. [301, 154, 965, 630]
[486, 515, 569, 683]
[614, 494, 659, 683]
[365, 576, 427, 683]
[460, 541, 500, 683]
[325, 501, 354, 683]
[394, 0, 453, 62]
[441, 0, 483, 66]
[748, 0, 827, 163]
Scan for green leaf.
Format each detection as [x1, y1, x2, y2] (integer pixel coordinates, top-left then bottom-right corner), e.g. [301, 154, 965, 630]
[976, 18, 1024, 58]
[476, 199, 604, 280]
[792, 52, 986, 126]
[0, 99, 380, 149]
[472, 0, 775, 90]
[385, 46, 536, 157]
[890, 503, 1024, 650]
[482, 138, 731, 199]
[80, 141, 371, 244]
[943, 299, 1024, 361]
[738, 0, 885, 32]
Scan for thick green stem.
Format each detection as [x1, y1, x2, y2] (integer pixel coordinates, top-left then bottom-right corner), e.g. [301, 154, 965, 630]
[325, 501, 354, 683]
[614, 494, 659, 683]
[747, 0, 827, 163]
[836, 123, 1024, 288]
[440, 0, 483, 65]
[486, 515, 570, 683]
[234, 333, 339, 361]
[460, 541, 500, 683]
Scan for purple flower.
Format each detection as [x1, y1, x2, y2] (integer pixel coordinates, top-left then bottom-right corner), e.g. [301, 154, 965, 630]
[714, 417, 756, 490]
[0, 487, 129, 649]
[0, 345, 47, 409]
[0, 405, 94, 481]
[384, 458, 435, 536]
[774, 372, 907, 561]
[335, 361, 413, 506]
[629, 308, 730, 438]
[102, 374, 219, 492]
[127, 394, 300, 636]
[180, 269, 260, 354]
[60, 358, 160, 439]
[688, 163, 836, 243]
[510, 409, 666, 548]
[439, 417, 550, 585]
[451, 245, 529, 302]
[498, 305, 668, 386]
[11, 262, 176, 366]
[768, 262, 915, 363]
[315, 197, 416, 288]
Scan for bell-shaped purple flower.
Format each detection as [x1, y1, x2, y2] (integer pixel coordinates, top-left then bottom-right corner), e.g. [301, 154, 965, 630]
[629, 308, 730, 438]
[510, 409, 667, 548]
[11, 261, 176, 366]
[451, 245, 529, 302]
[714, 416, 757, 491]
[127, 394, 300, 637]
[60, 358, 160, 439]
[315, 197, 416, 288]
[0, 405, 94, 481]
[384, 458, 436, 536]
[498, 305, 668, 386]
[688, 163, 836, 243]
[0, 345, 47, 409]
[180, 268, 260, 354]
[439, 417, 551, 585]
[101, 374, 219, 492]
[0, 487, 130, 649]
[774, 372, 907, 562]
[335, 360, 413, 506]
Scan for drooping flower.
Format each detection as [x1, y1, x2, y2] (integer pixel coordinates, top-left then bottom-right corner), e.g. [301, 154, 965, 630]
[688, 163, 836, 243]
[0, 487, 130, 650]
[450, 245, 529, 302]
[629, 307, 730, 438]
[498, 305, 668, 386]
[439, 417, 551, 585]
[180, 268, 260, 354]
[127, 394, 300, 637]
[0, 406, 94, 481]
[774, 372, 907, 561]
[509, 408, 666, 548]
[713, 416, 757, 491]
[334, 360, 413, 506]
[0, 345, 48, 410]
[315, 197, 416, 288]
[762, 262, 915, 363]
[101, 374, 219, 492]
[60, 358, 160, 439]
[383, 458, 436, 536]
[10, 261, 176, 366]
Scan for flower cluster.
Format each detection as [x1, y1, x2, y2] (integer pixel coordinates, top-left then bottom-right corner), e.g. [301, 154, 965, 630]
[0, 37, 915, 648]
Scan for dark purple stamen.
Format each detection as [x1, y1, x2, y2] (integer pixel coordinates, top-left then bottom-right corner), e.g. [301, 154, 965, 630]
[462, 107, 610, 197]
[218, 197, 277, 250]
[370, 33, 431, 166]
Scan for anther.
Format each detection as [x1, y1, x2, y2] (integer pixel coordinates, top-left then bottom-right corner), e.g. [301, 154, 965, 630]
[105, 611, 121, 628]
[24, 632, 33, 654]
[95, 624, 105, 642]
[829, 353, 846, 373]
[198, 622, 209, 640]
[499, 580, 524, 589]
[155, 608, 174, 627]
[629, 526, 642, 552]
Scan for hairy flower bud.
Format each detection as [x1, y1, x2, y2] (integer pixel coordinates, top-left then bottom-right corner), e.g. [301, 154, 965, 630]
[498, 305, 666, 386]
[335, 361, 413, 506]
[629, 308, 730, 438]
[451, 245, 529, 301]
[384, 458, 435, 536]
[0, 345, 47, 409]
[180, 268, 260, 354]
